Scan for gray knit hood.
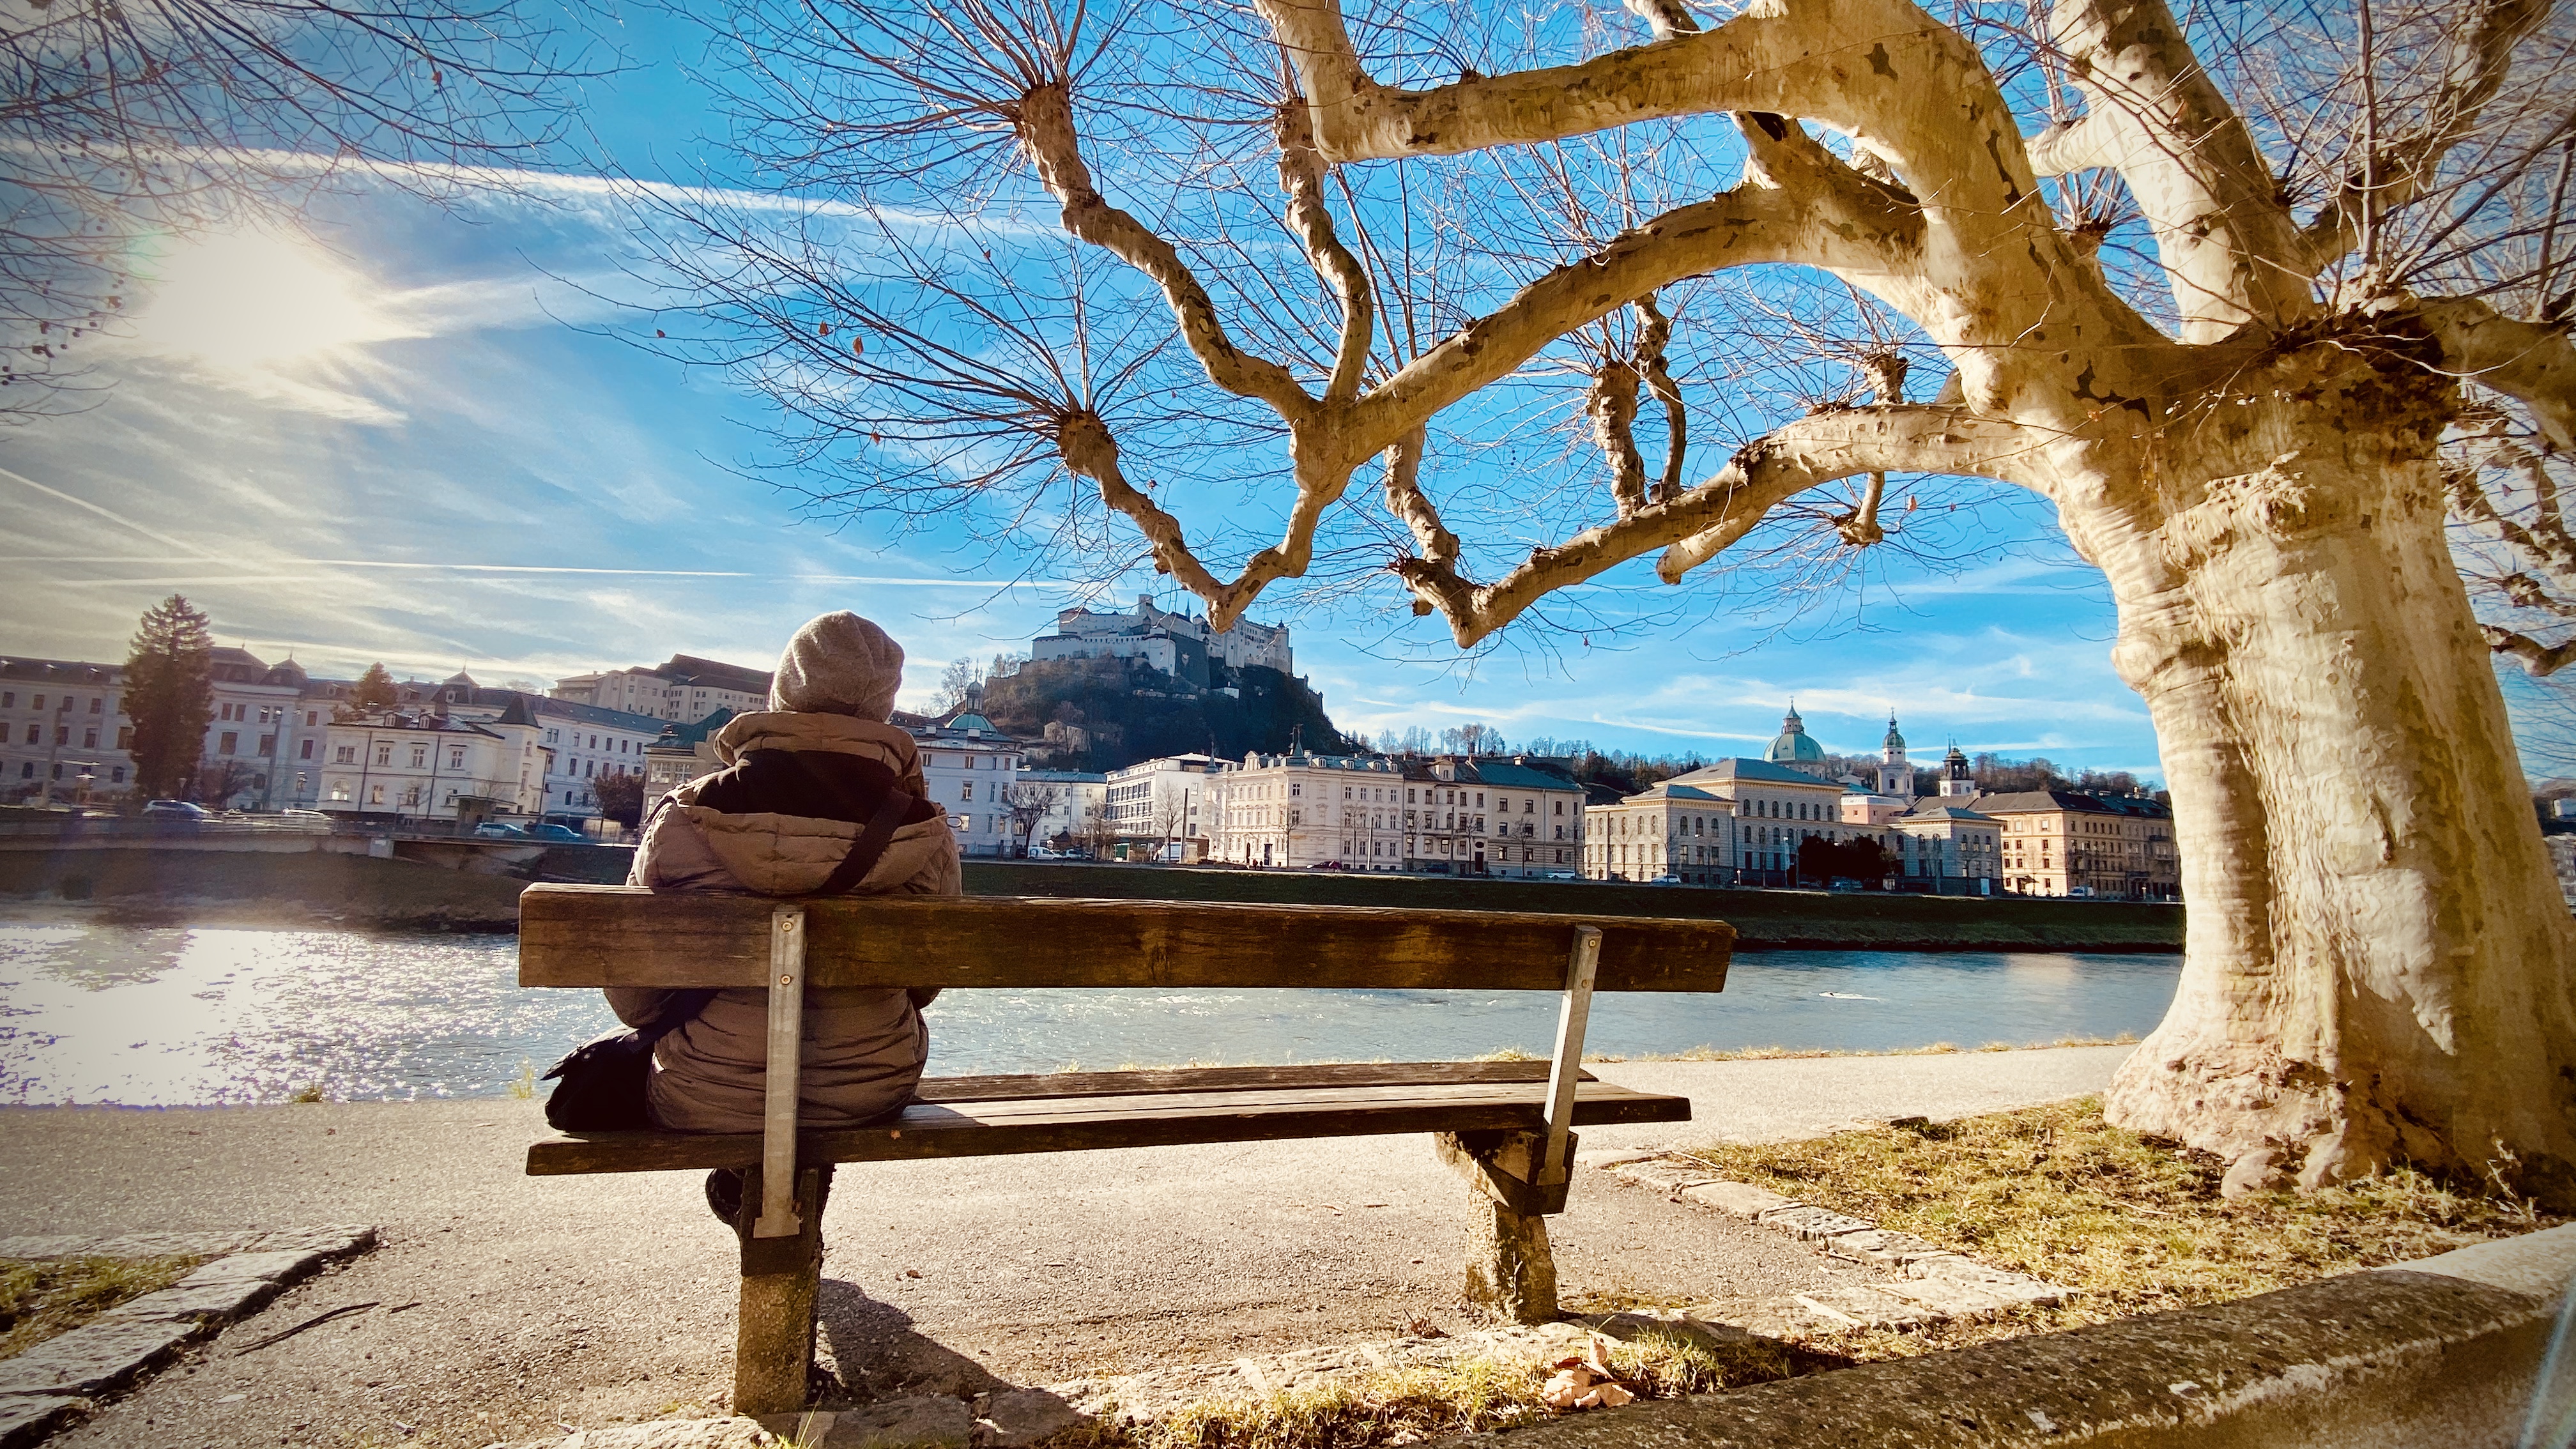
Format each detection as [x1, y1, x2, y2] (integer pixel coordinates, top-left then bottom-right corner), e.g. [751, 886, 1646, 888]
[769, 611, 905, 721]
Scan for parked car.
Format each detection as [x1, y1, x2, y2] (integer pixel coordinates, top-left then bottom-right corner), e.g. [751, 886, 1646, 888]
[1648, 873, 1683, 885]
[472, 822, 532, 839]
[523, 823, 586, 843]
[1544, 870, 1579, 881]
[141, 799, 209, 821]
[1026, 846, 1068, 859]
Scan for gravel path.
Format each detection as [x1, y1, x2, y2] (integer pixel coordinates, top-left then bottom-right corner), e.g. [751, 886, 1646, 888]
[0, 1046, 2128, 1448]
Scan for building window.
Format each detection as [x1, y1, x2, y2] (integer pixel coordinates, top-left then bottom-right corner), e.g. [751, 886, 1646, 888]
[0, 693, 10, 708]
[111, 767, 125, 783]
[301, 739, 315, 760]
[369, 783, 385, 804]
[83, 730, 97, 749]
[307, 711, 319, 726]
[88, 698, 100, 714]
[375, 745, 392, 766]
[218, 732, 238, 755]
[449, 747, 465, 769]
[257, 734, 273, 755]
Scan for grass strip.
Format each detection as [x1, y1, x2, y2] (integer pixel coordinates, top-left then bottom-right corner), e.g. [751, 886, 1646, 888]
[1038, 1331, 1805, 1449]
[1680, 1094, 2564, 1357]
[0, 1255, 206, 1361]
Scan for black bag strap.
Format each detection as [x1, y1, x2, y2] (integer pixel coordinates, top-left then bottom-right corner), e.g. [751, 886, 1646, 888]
[818, 788, 916, 895]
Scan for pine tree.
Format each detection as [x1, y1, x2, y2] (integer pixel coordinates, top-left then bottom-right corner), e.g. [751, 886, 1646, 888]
[350, 663, 398, 710]
[123, 595, 213, 801]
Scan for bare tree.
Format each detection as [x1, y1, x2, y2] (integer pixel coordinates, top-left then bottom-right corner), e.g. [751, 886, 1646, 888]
[656, 0, 2576, 1200]
[1, 0, 593, 416]
[1003, 779, 1062, 855]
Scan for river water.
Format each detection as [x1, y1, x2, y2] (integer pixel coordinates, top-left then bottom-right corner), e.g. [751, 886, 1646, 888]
[0, 922, 2182, 1106]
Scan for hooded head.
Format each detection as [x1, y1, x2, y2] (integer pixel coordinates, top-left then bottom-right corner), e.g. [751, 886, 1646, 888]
[769, 612, 905, 721]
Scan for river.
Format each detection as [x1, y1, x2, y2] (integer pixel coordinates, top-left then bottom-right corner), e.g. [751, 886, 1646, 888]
[0, 921, 2182, 1106]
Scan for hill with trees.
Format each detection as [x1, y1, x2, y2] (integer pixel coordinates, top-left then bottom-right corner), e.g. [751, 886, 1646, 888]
[969, 655, 1361, 772]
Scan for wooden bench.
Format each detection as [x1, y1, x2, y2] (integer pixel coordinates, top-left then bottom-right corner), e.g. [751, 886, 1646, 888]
[518, 884, 1733, 1414]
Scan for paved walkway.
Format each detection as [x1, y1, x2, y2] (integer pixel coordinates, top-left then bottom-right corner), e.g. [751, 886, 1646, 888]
[0, 1046, 2128, 1448]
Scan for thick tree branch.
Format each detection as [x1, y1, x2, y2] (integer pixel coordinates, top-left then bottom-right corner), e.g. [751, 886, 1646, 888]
[1252, 0, 2029, 240]
[1016, 80, 1314, 420]
[1350, 144, 1928, 455]
[2028, 0, 2315, 341]
[1588, 358, 1650, 518]
[1636, 293, 1687, 502]
[2483, 625, 2576, 677]
[1391, 406, 2051, 644]
[1057, 410, 1346, 629]
[1377, 425, 1457, 582]
[2423, 298, 2576, 451]
[2295, 0, 2555, 276]
[1274, 98, 1375, 406]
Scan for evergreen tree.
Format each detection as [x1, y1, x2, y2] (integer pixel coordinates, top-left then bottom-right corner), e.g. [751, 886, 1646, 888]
[350, 663, 398, 710]
[123, 595, 213, 801]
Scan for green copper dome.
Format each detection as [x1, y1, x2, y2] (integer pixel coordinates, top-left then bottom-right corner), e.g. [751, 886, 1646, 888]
[1765, 706, 1827, 763]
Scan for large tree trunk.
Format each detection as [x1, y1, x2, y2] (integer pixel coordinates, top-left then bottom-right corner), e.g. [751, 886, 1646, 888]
[2085, 401, 2576, 1201]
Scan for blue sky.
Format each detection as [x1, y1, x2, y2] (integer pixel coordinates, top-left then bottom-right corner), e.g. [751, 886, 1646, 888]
[0, 5, 2411, 785]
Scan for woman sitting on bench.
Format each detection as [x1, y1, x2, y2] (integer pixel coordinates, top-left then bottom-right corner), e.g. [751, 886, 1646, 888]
[604, 611, 956, 1219]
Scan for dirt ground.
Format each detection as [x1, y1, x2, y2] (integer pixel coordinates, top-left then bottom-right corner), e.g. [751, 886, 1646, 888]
[0, 1049, 2127, 1447]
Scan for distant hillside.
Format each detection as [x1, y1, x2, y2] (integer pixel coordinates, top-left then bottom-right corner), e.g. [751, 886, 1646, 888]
[974, 655, 1361, 771]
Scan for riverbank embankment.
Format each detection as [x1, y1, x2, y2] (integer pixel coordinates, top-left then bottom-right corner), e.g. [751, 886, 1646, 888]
[0, 848, 2182, 951]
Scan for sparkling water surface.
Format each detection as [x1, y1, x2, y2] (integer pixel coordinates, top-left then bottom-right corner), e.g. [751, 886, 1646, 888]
[0, 921, 2181, 1105]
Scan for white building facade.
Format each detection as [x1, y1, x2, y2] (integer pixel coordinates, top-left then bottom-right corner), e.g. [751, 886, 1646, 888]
[910, 712, 1027, 858]
[1013, 769, 1108, 853]
[1105, 753, 1222, 853]
[314, 705, 544, 820]
[553, 654, 772, 724]
[1583, 781, 1735, 884]
[1031, 595, 1292, 681]
[1209, 753, 1587, 875]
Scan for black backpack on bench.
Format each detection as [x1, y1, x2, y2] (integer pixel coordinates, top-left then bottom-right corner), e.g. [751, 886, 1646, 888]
[539, 747, 926, 1131]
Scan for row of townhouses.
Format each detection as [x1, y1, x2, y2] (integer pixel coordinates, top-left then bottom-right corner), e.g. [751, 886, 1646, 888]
[1574, 709, 2176, 899]
[4, 636, 2174, 896]
[0, 652, 671, 825]
[1033, 709, 2176, 899]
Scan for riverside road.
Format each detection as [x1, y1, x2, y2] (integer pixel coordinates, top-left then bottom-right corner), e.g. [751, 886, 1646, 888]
[0, 1046, 2129, 1448]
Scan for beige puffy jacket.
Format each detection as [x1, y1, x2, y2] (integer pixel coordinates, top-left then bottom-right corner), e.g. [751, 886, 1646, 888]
[606, 711, 960, 1133]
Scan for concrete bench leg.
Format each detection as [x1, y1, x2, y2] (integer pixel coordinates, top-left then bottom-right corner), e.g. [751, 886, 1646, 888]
[1437, 1131, 1565, 1324]
[733, 1163, 827, 1416]
[1464, 1199, 1558, 1324]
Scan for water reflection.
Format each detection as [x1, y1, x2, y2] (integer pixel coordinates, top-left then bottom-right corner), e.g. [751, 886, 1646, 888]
[0, 922, 2181, 1105]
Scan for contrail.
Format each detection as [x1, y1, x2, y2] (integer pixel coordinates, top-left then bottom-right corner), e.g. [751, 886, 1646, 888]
[0, 467, 222, 560]
[14, 555, 1063, 588]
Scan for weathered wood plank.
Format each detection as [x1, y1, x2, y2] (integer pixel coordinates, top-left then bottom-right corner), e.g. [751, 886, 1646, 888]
[914, 1061, 1585, 1102]
[517, 885, 1734, 992]
[526, 1079, 1689, 1175]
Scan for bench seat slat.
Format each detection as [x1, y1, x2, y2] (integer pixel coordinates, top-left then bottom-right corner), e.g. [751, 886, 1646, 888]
[517, 885, 1733, 993]
[526, 1078, 1687, 1175]
[914, 1060, 1581, 1103]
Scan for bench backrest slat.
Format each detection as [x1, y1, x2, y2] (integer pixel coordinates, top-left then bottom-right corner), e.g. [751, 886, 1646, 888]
[518, 884, 1732, 992]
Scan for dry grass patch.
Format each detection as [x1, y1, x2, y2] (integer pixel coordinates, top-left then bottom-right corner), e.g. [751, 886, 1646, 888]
[1680, 1094, 2563, 1357]
[0, 1255, 204, 1361]
[1043, 1331, 1804, 1449]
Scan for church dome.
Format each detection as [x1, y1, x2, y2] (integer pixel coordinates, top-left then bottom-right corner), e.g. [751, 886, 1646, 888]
[1883, 712, 1906, 752]
[1765, 706, 1827, 764]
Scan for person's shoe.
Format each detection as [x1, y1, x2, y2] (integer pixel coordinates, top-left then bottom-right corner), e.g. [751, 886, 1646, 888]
[704, 1167, 744, 1226]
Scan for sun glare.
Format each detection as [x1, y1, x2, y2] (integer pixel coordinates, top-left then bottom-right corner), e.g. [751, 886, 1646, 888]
[134, 229, 413, 371]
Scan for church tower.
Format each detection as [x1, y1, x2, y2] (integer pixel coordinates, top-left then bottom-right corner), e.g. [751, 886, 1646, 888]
[1876, 713, 1913, 799]
[1938, 741, 1976, 798]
